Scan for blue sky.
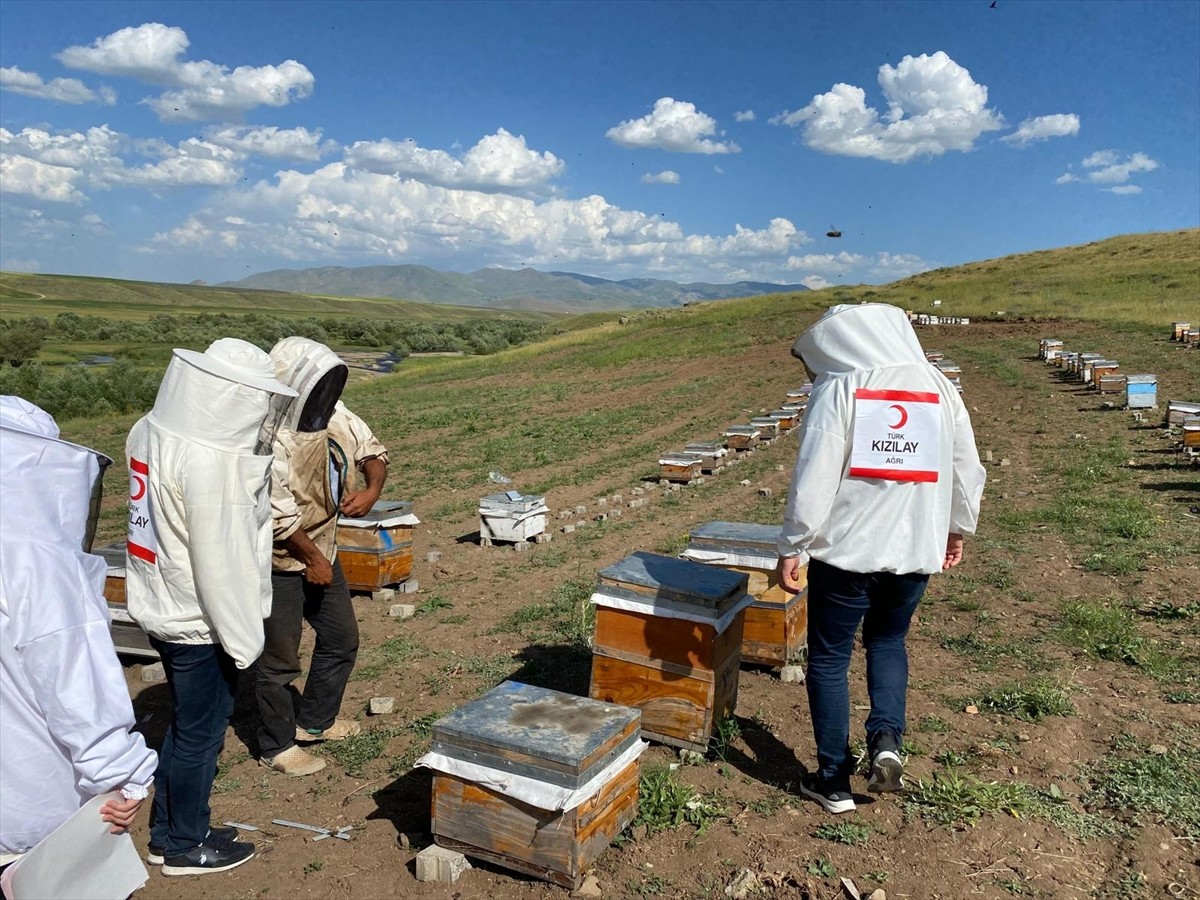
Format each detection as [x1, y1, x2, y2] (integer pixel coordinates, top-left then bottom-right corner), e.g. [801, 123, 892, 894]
[1, 0, 1197, 290]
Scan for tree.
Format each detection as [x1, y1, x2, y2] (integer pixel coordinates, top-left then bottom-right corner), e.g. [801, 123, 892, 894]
[0, 325, 45, 366]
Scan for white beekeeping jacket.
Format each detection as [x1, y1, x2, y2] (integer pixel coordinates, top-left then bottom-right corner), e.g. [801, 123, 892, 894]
[125, 340, 295, 669]
[778, 304, 986, 575]
[0, 396, 157, 858]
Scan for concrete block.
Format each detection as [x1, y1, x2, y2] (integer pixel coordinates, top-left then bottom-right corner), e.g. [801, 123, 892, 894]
[610, 494, 624, 505]
[369, 697, 396, 715]
[575, 520, 589, 529]
[628, 498, 647, 509]
[983, 449, 994, 462]
[631, 486, 645, 496]
[610, 508, 622, 518]
[596, 498, 607, 509]
[594, 512, 608, 522]
[693, 476, 706, 485]
[780, 665, 806, 684]
[574, 505, 587, 516]
[513, 541, 531, 553]
[561, 524, 576, 534]
[668, 483, 680, 492]
[398, 579, 420, 594]
[739, 479, 752, 487]
[999, 458, 1011, 468]
[372, 588, 396, 603]
[389, 604, 416, 619]
[558, 509, 572, 520]
[141, 662, 166, 683]
[415, 844, 471, 883]
[757, 487, 773, 498]
[425, 550, 442, 563]
[644, 482, 658, 492]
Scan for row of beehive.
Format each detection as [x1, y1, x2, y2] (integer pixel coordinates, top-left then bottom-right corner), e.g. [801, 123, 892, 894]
[95, 498, 421, 659]
[1171, 322, 1199, 345]
[1037, 339, 1158, 406]
[909, 313, 970, 326]
[423, 526, 804, 889]
[924, 348, 964, 393]
[659, 383, 812, 483]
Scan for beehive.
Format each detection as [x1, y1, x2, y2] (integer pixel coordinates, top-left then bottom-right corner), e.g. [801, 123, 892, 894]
[92, 542, 156, 659]
[1183, 417, 1200, 454]
[1173, 322, 1192, 341]
[1040, 339, 1063, 361]
[478, 492, 549, 545]
[589, 552, 750, 751]
[1091, 361, 1119, 389]
[1125, 374, 1157, 409]
[769, 408, 799, 430]
[683, 441, 727, 473]
[724, 424, 760, 452]
[1056, 351, 1074, 370]
[750, 417, 780, 440]
[1166, 400, 1200, 426]
[1078, 354, 1104, 382]
[1098, 373, 1127, 394]
[423, 681, 643, 890]
[336, 500, 418, 592]
[658, 452, 704, 484]
[682, 521, 808, 669]
[924, 350, 944, 363]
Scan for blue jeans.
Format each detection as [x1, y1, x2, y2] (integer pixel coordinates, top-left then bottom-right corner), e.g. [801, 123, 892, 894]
[148, 640, 238, 855]
[805, 558, 928, 788]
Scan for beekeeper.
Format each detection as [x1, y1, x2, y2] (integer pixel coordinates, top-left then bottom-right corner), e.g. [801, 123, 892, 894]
[776, 304, 985, 815]
[125, 338, 296, 875]
[255, 337, 388, 777]
[0, 397, 157, 868]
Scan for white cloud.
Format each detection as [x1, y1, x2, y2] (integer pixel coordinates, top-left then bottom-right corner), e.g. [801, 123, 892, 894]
[641, 170, 680, 185]
[1000, 113, 1079, 147]
[800, 275, 830, 290]
[57, 23, 314, 122]
[784, 251, 867, 272]
[771, 51, 1004, 163]
[0, 66, 114, 105]
[143, 161, 810, 281]
[734, 109, 756, 123]
[606, 97, 740, 154]
[871, 252, 930, 278]
[0, 125, 241, 198]
[344, 128, 564, 193]
[714, 165, 725, 175]
[1056, 149, 1158, 190]
[204, 125, 338, 161]
[0, 257, 42, 272]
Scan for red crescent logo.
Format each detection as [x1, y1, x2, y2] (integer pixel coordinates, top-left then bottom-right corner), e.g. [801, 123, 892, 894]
[888, 404, 909, 429]
[130, 475, 146, 501]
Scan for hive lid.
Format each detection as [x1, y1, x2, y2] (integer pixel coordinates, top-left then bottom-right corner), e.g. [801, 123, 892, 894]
[340, 500, 413, 524]
[689, 521, 782, 554]
[480, 492, 546, 513]
[430, 681, 640, 790]
[1125, 374, 1157, 384]
[597, 551, 748, 613]
[750, 417, 778, 428]
[684, 441, 724, 454]
[659, 452, 704, 466]
[724, 425, 760, 437]
[768, 409, 794, 419]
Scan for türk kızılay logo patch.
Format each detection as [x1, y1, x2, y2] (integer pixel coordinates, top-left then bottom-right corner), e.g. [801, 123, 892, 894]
[849, 388, 942, 483]
[128, 457, 157, 563]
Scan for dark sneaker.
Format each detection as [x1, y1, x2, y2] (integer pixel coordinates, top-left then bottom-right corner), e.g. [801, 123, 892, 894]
[868, 732, 905, 794]
[148, 825, 238, 865]
[162, 834, 255, 876]
[799, 773, 856, 814]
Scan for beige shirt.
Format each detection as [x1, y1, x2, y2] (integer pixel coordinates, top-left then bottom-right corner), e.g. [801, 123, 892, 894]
[271, 401, 388, 573]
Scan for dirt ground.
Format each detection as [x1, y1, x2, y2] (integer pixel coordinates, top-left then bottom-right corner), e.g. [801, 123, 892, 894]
[111, 320, 1198, 900]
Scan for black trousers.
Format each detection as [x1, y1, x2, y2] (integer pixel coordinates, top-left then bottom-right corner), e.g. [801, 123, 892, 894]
[255, 559, 359, 758]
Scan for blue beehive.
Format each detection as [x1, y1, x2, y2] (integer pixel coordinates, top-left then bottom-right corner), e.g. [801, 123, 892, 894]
[1126, 374, 1158, 409]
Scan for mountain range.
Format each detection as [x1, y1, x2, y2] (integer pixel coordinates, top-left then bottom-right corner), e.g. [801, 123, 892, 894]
[221, 265, 808, 312]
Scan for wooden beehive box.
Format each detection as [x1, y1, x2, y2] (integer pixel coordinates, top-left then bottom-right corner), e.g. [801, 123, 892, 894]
[750, 417, 780, 440]
[1091, 361, 1119, 388]
[1183, 417, 1200, 453]
[1078, 354, 1103, 382]
[724, 424, 760, 452]
[1125, 374, 1157, 409]
[428, 681, 642, 890]
[478, 492, 549, 545]
[1166, 401, 1200, 426]
[682, 522, 808, 669]
[1040, 339, 1063, 361]
[769, 408, 799, 430]
[589, 551, 749, 751]
[658, 452, 704, 483]
[336, 500, 417, 592]
[92, 542, 157, 659]
[1056, 351, 1073, 370]
[924, 350, 944, 363]
[1098, 373, 1127, 394]
[1173, 322, 1192, 341]
[683, 441, 727, 473]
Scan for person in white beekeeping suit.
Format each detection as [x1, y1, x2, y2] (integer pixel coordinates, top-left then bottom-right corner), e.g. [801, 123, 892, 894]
[776, 304, 986, 815]
[0, 396, 158, 870]
[124, 339, 296, 876]
[254, 337, 388, 777]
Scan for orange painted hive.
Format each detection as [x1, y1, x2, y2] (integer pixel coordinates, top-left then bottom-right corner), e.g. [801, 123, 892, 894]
[682, 521, 808, 668]
[589, 551, 750, 752]
[335, 500, 418, 592]
[420, 681, 643, 890]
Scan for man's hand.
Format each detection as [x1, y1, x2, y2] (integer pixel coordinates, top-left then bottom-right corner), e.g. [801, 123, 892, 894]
[99, 795, 142, 833]
[943, 532, 965, 570]
[778, 556, 805, 594]
[304, 555, 334, 586]
[339, 488, 379, 518]
[284, 529, 334, 586]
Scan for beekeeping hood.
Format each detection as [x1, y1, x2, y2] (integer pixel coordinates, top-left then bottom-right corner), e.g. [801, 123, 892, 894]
[269, 337, 348, 433]
[0, 395, 111, 554]
[791, 303, 928, 377]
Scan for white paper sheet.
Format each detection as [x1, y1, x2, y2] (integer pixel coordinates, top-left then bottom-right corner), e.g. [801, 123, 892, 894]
[416, 739, 647, 812]
[336, 513, 421, 529]
[0, 793, 148, 900]
[680, 548, 778, 571]
[590, 589, 755, 635]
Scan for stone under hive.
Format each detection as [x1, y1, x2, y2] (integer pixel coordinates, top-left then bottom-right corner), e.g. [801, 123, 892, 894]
[682, 521, 808, 669]
[588, 551, 750, 751]
[478, 492, 549, 546]
[92, 541, 156, 659]
[336, 500, 419, 593]
[420, 681, 643, 890]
